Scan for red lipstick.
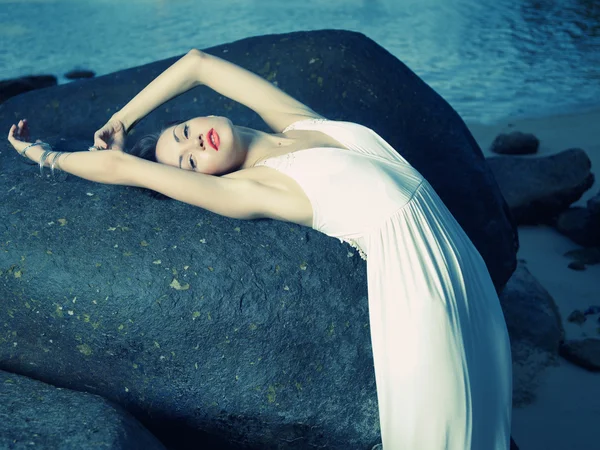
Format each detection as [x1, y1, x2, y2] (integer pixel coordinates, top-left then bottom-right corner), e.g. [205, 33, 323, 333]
[208, 129, 220, 151]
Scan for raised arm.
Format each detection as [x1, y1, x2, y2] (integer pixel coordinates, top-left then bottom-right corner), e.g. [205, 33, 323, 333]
[8, 138, 298, 223]
[111, 152, 300, 221]
[111, 49, 324, 134]
[192, 49, 325, 132]
[111, 50, 203, 132]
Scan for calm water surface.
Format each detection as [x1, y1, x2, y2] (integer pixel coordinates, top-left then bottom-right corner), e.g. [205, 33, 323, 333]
[0, 0, 598, 124]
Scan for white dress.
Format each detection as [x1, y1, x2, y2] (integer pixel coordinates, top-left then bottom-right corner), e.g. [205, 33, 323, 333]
[255, 118, 513, 450]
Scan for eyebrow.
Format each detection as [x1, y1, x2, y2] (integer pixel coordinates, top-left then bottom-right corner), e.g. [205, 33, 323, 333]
[172, 125, 183, 169]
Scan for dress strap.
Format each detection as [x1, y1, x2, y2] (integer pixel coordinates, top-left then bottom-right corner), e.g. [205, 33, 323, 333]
[282, 117, 329, 133]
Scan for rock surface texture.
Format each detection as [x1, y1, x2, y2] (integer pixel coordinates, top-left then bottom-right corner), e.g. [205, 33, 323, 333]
[0, 370, 166, 450]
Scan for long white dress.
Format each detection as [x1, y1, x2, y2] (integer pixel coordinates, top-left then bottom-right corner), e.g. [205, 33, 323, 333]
[255, 118, 513, 450]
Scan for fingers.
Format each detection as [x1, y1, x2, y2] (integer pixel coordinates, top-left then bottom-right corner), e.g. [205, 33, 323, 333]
[94, 128, 109, 149]
[93, 140, 107, 150]
[8, 119, 29, 141]
[7, 124, 16, 141]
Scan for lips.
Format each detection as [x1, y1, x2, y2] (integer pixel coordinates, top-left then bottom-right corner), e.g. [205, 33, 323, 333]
[207, 129, 220, 151]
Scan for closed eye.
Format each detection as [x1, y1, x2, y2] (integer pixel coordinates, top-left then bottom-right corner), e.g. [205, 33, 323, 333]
[184, 124, 189, 139]
[189, 154, 196, 170]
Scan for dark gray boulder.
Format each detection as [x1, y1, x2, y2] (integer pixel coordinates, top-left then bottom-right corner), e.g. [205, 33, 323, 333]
[555, 207, 600, 247]
[498, 262, 564, 406]
[65, 69, 96, 80]
[0, 30, 518, 449]
[554, 189, 600, 247]
[0, 370, 166, 449]
[588, 190, 600, 216]
[0, 29, 518, 293]
[564, 247, 600, 269]
[0, 75, 57, 105]
[486, 148, 595, 225]
[490, 131, 540, 155]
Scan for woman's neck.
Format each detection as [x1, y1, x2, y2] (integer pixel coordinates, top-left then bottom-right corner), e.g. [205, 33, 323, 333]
[235, 125, 296, 169]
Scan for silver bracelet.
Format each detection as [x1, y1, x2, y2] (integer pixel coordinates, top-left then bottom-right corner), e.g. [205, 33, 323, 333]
[38, 147, 55, 179]
[19, 141, 47, 158]
[50, 152, 63, 182]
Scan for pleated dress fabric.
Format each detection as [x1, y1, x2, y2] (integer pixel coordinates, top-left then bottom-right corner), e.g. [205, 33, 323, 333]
[255, 118, 512, 450]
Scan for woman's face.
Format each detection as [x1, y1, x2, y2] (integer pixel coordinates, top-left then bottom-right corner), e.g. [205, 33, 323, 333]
[155, 115, 237, 175]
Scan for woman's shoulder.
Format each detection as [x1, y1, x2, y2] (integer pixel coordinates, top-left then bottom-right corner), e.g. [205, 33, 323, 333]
[282, 116, 329, 133]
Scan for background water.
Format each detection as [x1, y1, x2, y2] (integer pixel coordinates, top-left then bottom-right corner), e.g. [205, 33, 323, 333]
[0, 0, 598, 124]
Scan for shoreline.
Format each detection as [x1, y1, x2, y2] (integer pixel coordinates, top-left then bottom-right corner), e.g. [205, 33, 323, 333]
[466, 109, 600, 450]
[467, 107, 600, 207]
[465, 101, 600, 128]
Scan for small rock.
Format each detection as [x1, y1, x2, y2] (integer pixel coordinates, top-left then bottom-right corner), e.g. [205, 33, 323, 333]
[567, 309, 587, 325]
[568, 261, 587, 271]
[559, 338, 600, 372]
[564, 247, 600, 266]
[584, 305, 600, 315]
[587, 191, 600, 221]
[490, 131, 540, 155]
[64, 69, 95, 80]
[555, 207, 600, 247]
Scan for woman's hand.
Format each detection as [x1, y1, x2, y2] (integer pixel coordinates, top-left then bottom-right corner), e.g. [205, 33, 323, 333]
[7, 118, 43, 156]
[93, 117, 127, 151]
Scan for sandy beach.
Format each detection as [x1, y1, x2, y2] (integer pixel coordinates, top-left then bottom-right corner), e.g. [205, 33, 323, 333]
[467, 110, 600, 450]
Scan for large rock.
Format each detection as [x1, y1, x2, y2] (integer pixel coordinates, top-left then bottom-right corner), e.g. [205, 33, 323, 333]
[0, 30, 518, 293]
[0, 30, 518, 449]
[486, 148, 594, 225]
[0, 370, 166, 449]
[498, 263, 564, 406]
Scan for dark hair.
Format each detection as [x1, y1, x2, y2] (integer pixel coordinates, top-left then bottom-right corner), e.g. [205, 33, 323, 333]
[126, 119, 184, 200]
[128, 119, 183, 162]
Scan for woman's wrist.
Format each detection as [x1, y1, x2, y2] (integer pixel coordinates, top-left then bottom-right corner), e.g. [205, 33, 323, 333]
[23, 143, 66, 167]
[23, 144, 50, 164]
[110, 113, 130, 133]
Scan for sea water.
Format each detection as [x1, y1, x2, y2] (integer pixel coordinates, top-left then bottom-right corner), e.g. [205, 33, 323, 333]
[0, 0, 598, 124]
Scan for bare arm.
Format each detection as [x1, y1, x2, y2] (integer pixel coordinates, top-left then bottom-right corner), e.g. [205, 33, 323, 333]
[192, 49, 325, 132]
[114, 152, 297, 221]
[111, 48, 323, 134]
[18, 144, 292, 222]
[111, 50, 203, 132]
[22, 145, 120, 185]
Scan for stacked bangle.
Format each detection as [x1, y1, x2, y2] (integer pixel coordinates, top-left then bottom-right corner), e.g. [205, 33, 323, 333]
[38, 145, 55, 179]
[18, 141, 68, 182]
[18, 141, 44, 158]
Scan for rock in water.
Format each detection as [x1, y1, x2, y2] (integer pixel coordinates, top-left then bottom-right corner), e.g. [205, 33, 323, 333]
[65, 69, 96, 80]
[0, 74, 57, 104]
[0, 30, 518, 449]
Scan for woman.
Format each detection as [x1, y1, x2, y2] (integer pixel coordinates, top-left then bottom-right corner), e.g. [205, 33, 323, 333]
[7, 48, 513, 449]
